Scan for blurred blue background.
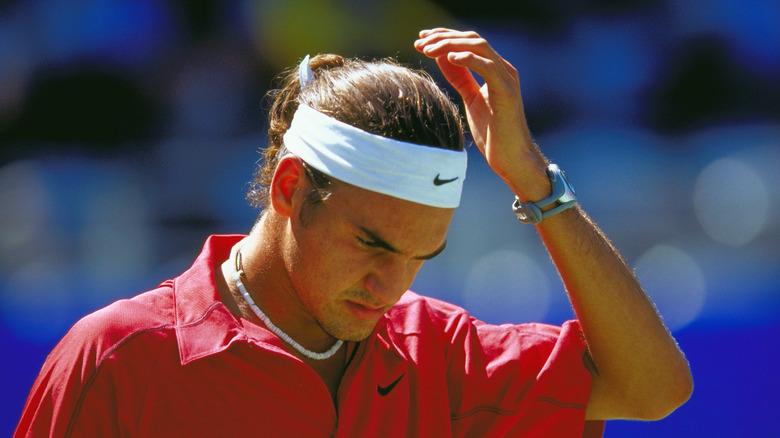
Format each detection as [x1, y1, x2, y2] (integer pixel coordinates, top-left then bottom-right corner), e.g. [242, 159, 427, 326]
[1, 0, 778, 436]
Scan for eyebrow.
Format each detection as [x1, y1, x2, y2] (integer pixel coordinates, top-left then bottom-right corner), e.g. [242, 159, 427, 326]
[358, 226, 447, 260]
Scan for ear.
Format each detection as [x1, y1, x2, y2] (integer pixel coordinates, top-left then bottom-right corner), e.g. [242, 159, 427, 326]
[269, 155, 306, 217]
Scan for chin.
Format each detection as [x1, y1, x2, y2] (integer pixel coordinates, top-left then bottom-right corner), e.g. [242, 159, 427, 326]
[323, 318, 379, 343]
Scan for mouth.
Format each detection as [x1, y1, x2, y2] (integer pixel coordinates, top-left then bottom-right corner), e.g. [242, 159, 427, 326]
[344, 300, 386, 321]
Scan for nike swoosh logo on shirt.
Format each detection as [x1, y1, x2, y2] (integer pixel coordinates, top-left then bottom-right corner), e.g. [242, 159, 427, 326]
[433, 174, 459, 186]
[377, 373, 406, 396]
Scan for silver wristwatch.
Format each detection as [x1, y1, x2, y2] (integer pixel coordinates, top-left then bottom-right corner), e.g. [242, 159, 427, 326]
[512, 163, 577, 224]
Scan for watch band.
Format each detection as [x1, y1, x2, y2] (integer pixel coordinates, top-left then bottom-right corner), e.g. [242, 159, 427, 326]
[512, 163, 577, 224]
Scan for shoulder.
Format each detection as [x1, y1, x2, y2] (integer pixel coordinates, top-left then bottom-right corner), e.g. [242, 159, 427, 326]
[386, 291, 569, 335]
[16, 284, 180, 436]
[38, 283, 179, 400]
[385, 292, 582, 353]
[59, 282, 177, 364]
[385, 291, 471, 333]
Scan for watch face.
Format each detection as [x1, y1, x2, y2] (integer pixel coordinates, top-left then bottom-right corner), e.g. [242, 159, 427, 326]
[554, 166, 576, 204]
[561, 170, 575, 195]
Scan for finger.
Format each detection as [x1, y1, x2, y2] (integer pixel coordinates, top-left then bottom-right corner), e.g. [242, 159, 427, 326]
[418, 28, 475, 40]
[416, 37, 486, 59]
[434, 55, 481, 102]
[423, 41, 518, 100]
[415, 29, 520, 100]
[415, 33, 510, 82]
[418, 27, 460, 38]
[414, 30, 485, 100]
[446, 50, 518, 89]
[414, 31, 484, 57]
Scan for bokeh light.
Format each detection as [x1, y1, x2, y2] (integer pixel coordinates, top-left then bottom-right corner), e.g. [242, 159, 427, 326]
[693, 158, 769, 247]
[634, 244, 707, 332]
[463, 250, 552, 324]
[0, 161, 53, 263]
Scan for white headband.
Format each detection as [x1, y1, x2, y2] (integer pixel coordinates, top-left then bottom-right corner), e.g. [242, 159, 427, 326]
[282, 104, 467, 208]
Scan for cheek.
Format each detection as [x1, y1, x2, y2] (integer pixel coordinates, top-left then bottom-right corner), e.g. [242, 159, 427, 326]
[402, 260, 425, 290]
[296, 238, 367, 292]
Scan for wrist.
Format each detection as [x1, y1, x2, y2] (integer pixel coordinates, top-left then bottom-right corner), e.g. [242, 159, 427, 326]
[504, 158, 550, 203]
[512, 163, 577, 224]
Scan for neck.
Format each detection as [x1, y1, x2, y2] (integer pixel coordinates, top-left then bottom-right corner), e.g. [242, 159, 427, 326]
[219, 220, 342, 358]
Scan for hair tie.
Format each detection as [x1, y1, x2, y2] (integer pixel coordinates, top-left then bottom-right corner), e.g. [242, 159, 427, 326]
[298, 54, 315, 89]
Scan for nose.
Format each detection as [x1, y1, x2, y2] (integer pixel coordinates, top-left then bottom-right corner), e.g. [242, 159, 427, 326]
[364, 255, 417, 305]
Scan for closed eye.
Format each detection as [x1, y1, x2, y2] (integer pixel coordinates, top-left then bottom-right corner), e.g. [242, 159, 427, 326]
[355, 226, 447, 260]
[355, 230, 445, 261]
[357, 236, 391, 251]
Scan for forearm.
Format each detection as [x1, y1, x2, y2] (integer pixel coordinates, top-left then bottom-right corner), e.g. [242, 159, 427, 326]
[534, 203, 693, 420]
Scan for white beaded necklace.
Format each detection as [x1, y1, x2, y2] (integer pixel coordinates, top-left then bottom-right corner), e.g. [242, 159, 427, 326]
[231, 248, 344, 360]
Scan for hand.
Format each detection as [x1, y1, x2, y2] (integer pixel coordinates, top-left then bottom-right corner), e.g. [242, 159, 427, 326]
[414, 28, 548, 198]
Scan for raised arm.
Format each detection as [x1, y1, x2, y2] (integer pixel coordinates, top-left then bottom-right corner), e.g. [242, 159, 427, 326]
[414, 28, 692, 420]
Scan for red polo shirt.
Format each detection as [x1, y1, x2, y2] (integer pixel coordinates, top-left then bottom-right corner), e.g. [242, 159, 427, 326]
[15, 235, 603, 437]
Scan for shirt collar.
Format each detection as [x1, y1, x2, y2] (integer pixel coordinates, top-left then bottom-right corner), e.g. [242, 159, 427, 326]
[173, 234, 260, 364]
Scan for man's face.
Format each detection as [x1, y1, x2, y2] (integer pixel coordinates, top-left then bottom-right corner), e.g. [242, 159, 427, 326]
[282, 182, 454, 342]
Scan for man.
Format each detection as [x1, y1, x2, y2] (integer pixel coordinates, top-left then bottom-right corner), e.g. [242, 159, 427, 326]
[15, 28, 692, 437]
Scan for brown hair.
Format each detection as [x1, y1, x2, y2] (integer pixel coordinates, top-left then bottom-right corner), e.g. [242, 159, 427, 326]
[246, 54, 464, 209]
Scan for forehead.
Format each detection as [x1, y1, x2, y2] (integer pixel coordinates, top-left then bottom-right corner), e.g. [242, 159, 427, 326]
[326, 182, 454, 253]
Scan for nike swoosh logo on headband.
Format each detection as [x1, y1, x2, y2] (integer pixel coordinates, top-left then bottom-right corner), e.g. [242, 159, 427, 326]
[433, 174, 459, 186]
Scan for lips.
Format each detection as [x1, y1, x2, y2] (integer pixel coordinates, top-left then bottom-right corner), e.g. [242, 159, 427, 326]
[345, 300, 386, 321]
